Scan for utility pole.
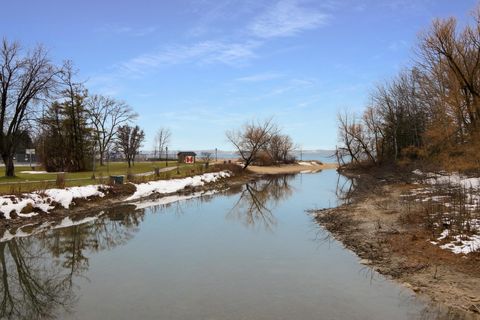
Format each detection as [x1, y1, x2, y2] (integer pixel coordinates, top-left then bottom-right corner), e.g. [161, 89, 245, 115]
[165, 146, 168, 167]
[92, 140, 96, 179]
[215, 148, 218, 162]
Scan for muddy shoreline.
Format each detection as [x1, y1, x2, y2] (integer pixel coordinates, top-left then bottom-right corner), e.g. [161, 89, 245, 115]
[312, 168, 480, 318]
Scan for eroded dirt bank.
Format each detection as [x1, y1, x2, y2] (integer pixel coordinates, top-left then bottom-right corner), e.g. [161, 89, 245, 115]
[313, 169, 480, 318]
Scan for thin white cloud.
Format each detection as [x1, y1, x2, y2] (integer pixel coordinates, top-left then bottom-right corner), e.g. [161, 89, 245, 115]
[388, 40, 408, 52]
[88, 40, 261, 92]
[236, 72, 282, 82]
[89, 0, 331, 93]
[118, 40, 260, 76]
[248, 0, 329, 38]
[96, 24, 157, 37]
[255, 77, 317, 99]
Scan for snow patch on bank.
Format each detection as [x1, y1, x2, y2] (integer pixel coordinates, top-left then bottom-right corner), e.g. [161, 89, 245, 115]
[0, 185, 108, 219]
[43, 185, 106, 209]
[19, 171, 52, 174]
[413, 170, 480, 190]
[431, 222, 480, 254]
[298, 161, 320, 166]
[411, 170, 480, 254]
[0, 171, 231, 221]
[126, 171, 231, 201]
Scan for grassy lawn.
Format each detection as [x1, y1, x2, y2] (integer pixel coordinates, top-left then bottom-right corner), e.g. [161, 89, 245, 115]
[0, 161, 203, 194]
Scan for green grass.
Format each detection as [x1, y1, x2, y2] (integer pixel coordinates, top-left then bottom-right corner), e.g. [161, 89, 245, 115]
[0, 161, 192, 194]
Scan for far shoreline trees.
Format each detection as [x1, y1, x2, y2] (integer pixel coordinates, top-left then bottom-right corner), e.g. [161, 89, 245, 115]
[227, 118, 296, 169]
[0, 38, 144, 175]
[115, 125, 145, 168]
[86, 95, 137, 166]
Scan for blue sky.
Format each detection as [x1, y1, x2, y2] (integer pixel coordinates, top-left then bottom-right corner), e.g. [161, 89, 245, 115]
[1, 0, 477, 150]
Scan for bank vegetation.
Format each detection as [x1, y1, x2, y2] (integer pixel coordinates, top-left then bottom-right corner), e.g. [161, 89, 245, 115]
[337, 5, 480, 173]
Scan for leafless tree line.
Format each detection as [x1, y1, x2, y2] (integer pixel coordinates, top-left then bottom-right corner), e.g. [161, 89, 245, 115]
[0, 38, 140, 175]
[153, 128, 171, 160]
[337, 5, 480, 170]
[226, 118, 296, 169]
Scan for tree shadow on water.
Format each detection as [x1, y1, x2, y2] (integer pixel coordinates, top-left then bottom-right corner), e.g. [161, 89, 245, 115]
[0, 205, 146, 319]
[226, 175, 295, 231]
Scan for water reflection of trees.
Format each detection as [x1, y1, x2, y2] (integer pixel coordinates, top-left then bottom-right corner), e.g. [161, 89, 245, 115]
[0, 205, 145, 319]
[41, 206, 146, 276]
[335, 173, 355, 205]
[227, 175, 295, 230]
[0, 238, 74, 319]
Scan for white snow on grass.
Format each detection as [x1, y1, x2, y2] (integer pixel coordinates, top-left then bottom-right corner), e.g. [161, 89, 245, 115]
[411, 170, 480, 254]
[126, 171, 231, 201]
[431, 226, 480, 254]
[413, 170, 480, 190]
[19, 171, 53, 174]
[0, 185, 108, 219]
[439, 234, 480, 254]
[43, 185, 106, 209]
[298, 161, 313, 166]
[298, 161, 320, 166]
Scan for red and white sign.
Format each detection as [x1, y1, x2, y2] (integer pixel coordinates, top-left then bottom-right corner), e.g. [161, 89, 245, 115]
[185, 156, 194, 164]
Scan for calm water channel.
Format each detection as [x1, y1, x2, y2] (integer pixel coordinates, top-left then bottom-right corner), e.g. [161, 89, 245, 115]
[0, 171, 449, 319]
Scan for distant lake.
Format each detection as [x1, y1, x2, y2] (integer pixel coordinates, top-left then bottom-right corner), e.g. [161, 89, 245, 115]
[216, 150, 336, 163]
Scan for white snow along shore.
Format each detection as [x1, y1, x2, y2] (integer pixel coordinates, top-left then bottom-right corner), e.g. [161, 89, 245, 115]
[0, 185, 108, 219]
[0, 171, 231, 220]
[126, 171, 231, 201]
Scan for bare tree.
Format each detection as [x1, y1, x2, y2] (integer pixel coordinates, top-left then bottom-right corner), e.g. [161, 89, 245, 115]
[115, 125, 145, 168]
[86, 95, 137, 166]
[263, 133, 296, 164]
[337, 112, 361, 164]
[200, 151, 212, 168]
[0, 39, 59, 176]
[265, 134, 283, 163]
[154, 128, 171, 160]
[226, 118, 279, 169]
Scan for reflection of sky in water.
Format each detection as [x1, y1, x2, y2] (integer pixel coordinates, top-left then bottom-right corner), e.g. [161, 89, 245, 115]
[0, 171, 456, 320]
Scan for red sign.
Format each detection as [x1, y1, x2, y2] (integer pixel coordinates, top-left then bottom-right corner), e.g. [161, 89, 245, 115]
[185, 156, 194, 163]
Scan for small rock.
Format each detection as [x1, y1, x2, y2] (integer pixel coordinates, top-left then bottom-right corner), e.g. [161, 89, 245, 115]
[403, 283, 413, 289]
[359, 259, 373, 265]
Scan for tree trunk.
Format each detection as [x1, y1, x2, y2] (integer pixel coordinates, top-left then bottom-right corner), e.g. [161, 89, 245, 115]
[99, 150, 104, 166]
[2, 154, 15, 177]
